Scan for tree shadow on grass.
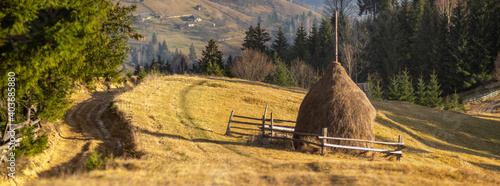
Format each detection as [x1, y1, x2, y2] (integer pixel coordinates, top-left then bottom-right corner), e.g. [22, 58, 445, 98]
[139, 129, 247, 146]
[468, 161, 500, 172]
[376, 115, 500, 160]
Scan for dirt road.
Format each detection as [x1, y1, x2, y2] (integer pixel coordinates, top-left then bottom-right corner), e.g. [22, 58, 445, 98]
[33, 88, 135, 179]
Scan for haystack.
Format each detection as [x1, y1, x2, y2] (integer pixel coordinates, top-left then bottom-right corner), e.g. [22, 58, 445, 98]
[293, 61, 376, 152]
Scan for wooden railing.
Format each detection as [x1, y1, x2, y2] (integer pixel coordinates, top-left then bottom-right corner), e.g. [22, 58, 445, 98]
[225, 105, 406, 160]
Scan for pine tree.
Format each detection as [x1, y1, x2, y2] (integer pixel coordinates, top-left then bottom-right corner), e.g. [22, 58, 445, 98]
[399, 70, 415, 103]
[412, 0, 441, 78]
[189, 43, 197, 62]
[242, 23, 271, 52]
[271, 27, 289, 61]
[387, 75, 400, 101]
[368, 75, 383, 99]
[179, 55, 188, 74]
[294, 22, 308, 62]
[388, 70, 415, 103]
[426, 72, 442, 108]
[268, 52, 295, 86]
[415, 76, 427, 106]
[0, 1, 142, 121]
[226, 54, 234, 67]
[199, 39, 224, 75]
[308, 23, 319, 57]
[318, 19, 335, 71]
[134, 63, 142, 76]
[152, 31, 158, 44]
[165, 60, 173, 75]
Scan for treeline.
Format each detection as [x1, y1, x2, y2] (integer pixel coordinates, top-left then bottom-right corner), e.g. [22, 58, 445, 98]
[263, 10, 317, 41]
[230, 0, 500, 107]
[357, 0, 499, 95]
[138, 0, 499, 109]
[130, 31, 199, 78]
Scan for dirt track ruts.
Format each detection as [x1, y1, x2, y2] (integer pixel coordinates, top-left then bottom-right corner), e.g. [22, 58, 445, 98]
[37, 88, 135, 178]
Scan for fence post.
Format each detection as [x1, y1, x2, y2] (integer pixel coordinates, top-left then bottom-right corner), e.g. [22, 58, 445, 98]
[261, 104, 268, 135]
[397, 135, 403, 161]
[225, 110, 234, 136]
[270, 113, 274, 137]
[322, 128, 327, 155]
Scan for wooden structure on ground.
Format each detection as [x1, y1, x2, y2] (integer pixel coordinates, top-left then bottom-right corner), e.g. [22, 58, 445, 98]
[225, 105, 405, 160]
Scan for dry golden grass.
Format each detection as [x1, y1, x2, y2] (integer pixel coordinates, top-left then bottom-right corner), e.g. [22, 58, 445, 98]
[30, 75, 500, 185]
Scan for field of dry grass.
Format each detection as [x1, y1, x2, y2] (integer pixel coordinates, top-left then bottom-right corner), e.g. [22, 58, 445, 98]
[27, 74, 500, 185]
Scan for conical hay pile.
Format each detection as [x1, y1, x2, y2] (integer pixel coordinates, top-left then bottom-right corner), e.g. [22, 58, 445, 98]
[293, 61, 376, 152]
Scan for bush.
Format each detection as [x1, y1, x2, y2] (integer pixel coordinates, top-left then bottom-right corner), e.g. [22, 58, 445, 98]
[231, 49, 275, 81]
[368, 73, 384, 99]
[290, 58, 317, 89]
[13, 127, 48, 158]
[87, 152, 114, 170]
[137, 69, 147, 82]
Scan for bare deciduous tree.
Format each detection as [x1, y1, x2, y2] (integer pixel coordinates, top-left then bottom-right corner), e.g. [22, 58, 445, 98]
[435, 0, 458, 21]
[290, 58, 317, 89]
[231, 49, 275, 81]
[341, 43, 355, 78]
[324, 0, 354, 17]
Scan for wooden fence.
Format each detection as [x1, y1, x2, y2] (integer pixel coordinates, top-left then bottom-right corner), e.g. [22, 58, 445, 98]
[225, 105, 405, 160]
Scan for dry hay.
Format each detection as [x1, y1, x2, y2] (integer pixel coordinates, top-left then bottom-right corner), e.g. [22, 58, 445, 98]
[293, 61, 376, 153]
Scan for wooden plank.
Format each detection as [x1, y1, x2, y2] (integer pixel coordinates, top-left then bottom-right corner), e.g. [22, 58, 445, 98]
[262, 125, 294, 131]
[232, 115, 262, 121]
[264, 136, 322, 147]
[261, 128, 322, 137]
[318, 136, 404, 146]
[323, 143, 403, 155]
[273, 119, 296, 123]
[225, 110, 234, 135]
[231, 121, 262, 126]
[264, 124, 295, 129]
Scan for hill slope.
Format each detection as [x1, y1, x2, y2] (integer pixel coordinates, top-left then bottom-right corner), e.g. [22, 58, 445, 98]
[118, 0, 322, 69]
[26, 75, 500, 185]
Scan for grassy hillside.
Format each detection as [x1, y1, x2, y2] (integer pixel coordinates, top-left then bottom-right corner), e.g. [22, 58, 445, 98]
[31, 75, 500, 185]
[118, 0, 322, 69]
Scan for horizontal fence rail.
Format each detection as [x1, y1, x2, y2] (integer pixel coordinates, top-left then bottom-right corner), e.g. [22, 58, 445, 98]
[225, 105, 405, 160]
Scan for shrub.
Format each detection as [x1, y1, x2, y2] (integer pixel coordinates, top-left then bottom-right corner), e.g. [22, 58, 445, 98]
[137, 69, 147, 82]
[87, 152, 114, 170]
[290, 58, 317, 89]
[231, 49, 275, 81]
[13, 127, 48, 158]
[368, 73, 384, 99]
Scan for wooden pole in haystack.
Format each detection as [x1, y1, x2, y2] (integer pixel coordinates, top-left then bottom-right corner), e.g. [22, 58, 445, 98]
[335, 11, 338, 62]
